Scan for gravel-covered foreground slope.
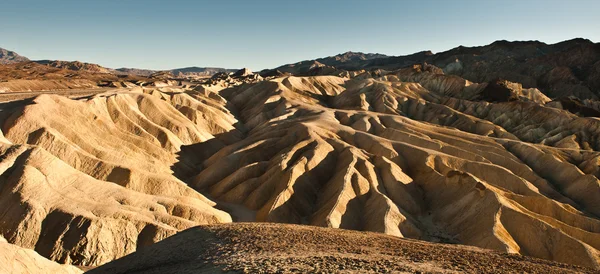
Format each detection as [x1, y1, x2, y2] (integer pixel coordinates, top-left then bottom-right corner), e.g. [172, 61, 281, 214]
[88, 223, 595, 274]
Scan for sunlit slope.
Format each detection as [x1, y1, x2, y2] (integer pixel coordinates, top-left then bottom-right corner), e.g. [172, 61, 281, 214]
[0, 88, 241, 266]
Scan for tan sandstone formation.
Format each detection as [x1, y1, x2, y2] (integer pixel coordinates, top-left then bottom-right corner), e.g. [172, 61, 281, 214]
[0, 235, 81, 274]
[0, 65, 599, 270]
[190, 73, 600, 269]
[0, 88, 241, 266]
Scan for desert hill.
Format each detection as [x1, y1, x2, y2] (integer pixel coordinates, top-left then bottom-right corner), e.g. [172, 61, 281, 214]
[169, 67, 238, 78]
[422, 38, 600, 99]
[115, 67, 238, 78]
[0, 39, 599, 272]
[113, 67, 157, 77]
[268, 51, 389, 76]
[0, 47, 30, 65]
[88, 223, 595, 273]
[34, 60, 114, 74]
[21, 59, 236, 79]
[314, 51, 389, 69]
[0, 48, 236, 86]
[0, 61, 149, 92]
[35, 62, 237, 79]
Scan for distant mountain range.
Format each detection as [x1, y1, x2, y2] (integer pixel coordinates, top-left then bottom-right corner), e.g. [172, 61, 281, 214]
[34, 60, 114, 74]
[2, 38, 599, 99]
[261, 38, 600, 99]
[114, 67, 238, 77]
[0, 48, 237, 78]
[168, 67, 238, 77]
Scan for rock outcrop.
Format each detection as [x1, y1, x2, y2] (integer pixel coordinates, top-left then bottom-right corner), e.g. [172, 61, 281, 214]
[232, 68, 253, 77]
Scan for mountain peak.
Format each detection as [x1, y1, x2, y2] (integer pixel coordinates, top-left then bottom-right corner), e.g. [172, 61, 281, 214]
[329, 51, 388, 62]
[0, 47, 30, 65]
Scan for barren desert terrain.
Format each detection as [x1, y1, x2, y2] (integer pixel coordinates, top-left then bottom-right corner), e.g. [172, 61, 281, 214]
[0, 38, 599, 273]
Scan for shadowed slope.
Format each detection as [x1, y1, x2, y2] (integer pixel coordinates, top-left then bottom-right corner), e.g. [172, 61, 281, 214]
[88, 223, 595, 274]
[0, 235, 81, 274]
[192, 75, 600, 268]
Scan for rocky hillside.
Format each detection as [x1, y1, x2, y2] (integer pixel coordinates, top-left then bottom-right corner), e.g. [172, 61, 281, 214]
[113, 67, 157, 77]
[34, 60, 114, 74]
[0, 61, 148, 92]
[0, 47, 30, 64]
[89, 223, 595, 273]
[314, 51, 388, 69]
[0, 47, 236, 79]
[269, 51, 388, 75]
[424, 38, 600, 99]
[270, 39, 600, 99]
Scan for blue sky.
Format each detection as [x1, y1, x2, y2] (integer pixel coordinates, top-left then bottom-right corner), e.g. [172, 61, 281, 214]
[0, 0, 598, 70]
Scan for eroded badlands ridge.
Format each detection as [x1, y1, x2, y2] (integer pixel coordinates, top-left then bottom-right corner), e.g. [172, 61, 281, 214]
[0, 235, 81, 274]
[0, 65, 599, 270]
